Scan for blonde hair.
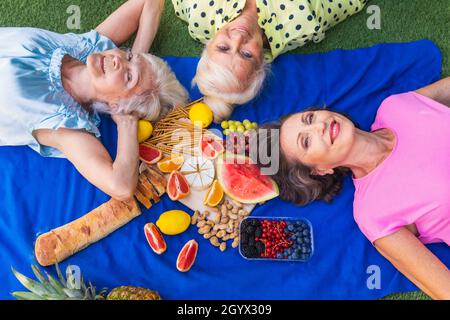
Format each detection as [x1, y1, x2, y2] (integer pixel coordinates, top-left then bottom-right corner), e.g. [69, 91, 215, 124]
[93, 53, 189, 121]
[192, 48, 269, 123]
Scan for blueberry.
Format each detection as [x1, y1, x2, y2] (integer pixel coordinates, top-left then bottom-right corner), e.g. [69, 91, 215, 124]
[295, 221, 302, 227]
[251, 219, 260, 227]
[292, 253, 299, 260]
[287, 224, 294, 232]
[255, 227, 262, 238]
[303, 229, 310, 236]
[248, 237, 255, 246]
[302, 247, 308, 254]
[300, 254, 308, 260]
[297, 238, 304, 245]
[276, 253, 283, 259]
[304, 237, 311, 244]
[284, 227, 289, 233]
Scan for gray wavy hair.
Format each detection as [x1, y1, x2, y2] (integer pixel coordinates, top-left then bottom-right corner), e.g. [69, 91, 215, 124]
[93, 53, 189, 121]
[192, 48, 269, 123]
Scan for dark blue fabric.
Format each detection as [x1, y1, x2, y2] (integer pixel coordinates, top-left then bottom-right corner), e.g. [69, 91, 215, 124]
[1, 40, 448, 300]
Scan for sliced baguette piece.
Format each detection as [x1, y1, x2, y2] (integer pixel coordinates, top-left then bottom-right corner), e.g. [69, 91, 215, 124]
[140, 175, 161, 202]
[134, 187, 152, 209]
[35, 198, 141, 266]
[144, 167, 166, 196]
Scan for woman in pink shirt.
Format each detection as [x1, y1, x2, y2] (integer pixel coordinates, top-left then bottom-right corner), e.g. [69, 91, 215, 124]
[264, 78, 450, 299]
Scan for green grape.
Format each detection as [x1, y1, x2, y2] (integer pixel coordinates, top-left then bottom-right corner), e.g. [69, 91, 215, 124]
[243, 119, 251, 126]
[229, 124, 237, 132]
[244, 122, 252, 130]
[251, 122, 259, 129]
[221, 121, 229, 129]
[223, 129, 231, 136]
[237, 126, 245, 133]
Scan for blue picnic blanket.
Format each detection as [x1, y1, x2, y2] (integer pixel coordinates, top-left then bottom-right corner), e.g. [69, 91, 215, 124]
[1, 40, 449, 300]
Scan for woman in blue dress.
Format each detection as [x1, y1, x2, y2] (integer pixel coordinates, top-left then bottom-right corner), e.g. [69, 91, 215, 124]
[0, 0, 188, 200]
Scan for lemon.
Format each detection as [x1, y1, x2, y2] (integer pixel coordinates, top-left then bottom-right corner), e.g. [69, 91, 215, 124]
[137, 120, 153, 143]
[189, 102, 213, 128]
[156, 210, 191, 235]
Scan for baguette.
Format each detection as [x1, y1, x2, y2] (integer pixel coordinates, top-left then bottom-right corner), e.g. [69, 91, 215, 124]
[35, 198, 141, 266]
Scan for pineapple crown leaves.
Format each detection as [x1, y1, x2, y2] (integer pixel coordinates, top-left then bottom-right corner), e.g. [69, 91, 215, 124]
[11, 263, 107, 300]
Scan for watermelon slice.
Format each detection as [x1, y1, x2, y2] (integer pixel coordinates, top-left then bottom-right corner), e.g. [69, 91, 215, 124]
[216, 154, 279, 204]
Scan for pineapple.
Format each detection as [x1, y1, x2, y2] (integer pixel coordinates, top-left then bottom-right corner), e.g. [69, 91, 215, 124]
[11, 264, 161, 300]
[11, 264, 106, 300]
[107, 286, 161, 300]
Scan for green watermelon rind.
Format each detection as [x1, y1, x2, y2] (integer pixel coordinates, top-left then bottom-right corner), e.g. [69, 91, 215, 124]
[216, 153, 279, 204]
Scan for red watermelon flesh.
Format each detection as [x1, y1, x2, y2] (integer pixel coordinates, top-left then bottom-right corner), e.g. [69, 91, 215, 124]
[217, 155, 279, 204]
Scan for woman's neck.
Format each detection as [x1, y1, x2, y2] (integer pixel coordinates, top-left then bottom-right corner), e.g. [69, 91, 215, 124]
[241, 0, 267, 46]
[60, 55, 95, 106]
[344, 128, 396, 179]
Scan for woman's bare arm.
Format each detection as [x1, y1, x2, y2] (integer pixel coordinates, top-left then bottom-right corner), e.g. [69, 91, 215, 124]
[33, 115, 139, 201]
[416, 76, 450, 107]
[374, 227, 450, 300]
[96, 0, 164, 53]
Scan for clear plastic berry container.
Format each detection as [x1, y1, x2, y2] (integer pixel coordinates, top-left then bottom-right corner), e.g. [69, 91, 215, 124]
[238, 216, 314, 262]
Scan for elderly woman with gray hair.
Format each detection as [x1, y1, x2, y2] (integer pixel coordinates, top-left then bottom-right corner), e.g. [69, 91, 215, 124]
[0, 0, 188, 200]
[172, 0, 368, 122]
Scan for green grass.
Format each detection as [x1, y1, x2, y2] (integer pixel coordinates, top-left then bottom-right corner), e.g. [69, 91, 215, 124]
[0, 0, 447, 300]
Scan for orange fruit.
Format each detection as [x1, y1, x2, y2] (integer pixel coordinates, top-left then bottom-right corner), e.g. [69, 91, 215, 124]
[157, 155, 185, 173]
[167, 171, 190, 201]
[203, 180, 224, 207]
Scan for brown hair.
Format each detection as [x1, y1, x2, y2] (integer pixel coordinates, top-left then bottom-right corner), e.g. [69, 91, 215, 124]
[260, 113, 350, 206]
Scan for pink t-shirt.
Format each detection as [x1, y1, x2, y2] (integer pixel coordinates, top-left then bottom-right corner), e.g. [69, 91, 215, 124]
[353, 92, 450, 245]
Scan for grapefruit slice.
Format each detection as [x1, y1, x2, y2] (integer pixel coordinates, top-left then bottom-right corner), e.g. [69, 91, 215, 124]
[139, 145, 162, 165]
[167, 171, 190, 201]
[216, 154, 279, 204]
[199, 135, 224, 160]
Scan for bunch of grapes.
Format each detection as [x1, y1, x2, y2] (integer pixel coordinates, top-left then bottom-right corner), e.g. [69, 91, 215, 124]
[221, 119, 259, 156]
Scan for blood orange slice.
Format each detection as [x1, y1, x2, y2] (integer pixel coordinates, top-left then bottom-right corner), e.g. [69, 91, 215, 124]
[167, 171, 190, 201]
[139, 145, 163, 165]
[199, 135, 224, 160]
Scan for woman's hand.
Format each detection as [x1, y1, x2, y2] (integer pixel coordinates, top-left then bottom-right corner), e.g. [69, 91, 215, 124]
[374, 227, 450, 300]
[96, 0, 164, 53]
[111, 112, 139, 126]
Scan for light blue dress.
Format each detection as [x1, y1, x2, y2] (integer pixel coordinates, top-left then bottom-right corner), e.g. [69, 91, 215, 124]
[0, 28, 116, 158]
